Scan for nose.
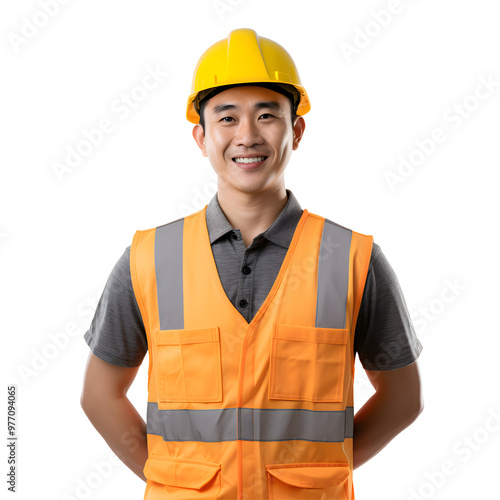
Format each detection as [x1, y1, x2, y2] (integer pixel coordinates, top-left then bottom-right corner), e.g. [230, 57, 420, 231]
[234, 117, 264, 147]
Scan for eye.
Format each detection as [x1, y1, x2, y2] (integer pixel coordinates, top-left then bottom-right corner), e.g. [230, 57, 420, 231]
[220, 116, 234, 123]
[259, 113, 273, 119]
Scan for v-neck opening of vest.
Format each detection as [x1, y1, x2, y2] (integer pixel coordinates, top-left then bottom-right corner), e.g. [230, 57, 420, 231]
[202, 205, 310, 331]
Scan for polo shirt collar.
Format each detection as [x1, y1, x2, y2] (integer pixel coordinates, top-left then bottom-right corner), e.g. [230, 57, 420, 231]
[205, 189, 303, 249]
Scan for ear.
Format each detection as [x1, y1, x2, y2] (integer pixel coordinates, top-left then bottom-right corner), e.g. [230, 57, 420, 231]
[292, 117, 306, 151]
[192, 124, 207, 157]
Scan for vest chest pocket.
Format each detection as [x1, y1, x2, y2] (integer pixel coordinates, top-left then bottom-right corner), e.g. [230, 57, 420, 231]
[154, 327, 222, 403]
[268, 324, 349, 403]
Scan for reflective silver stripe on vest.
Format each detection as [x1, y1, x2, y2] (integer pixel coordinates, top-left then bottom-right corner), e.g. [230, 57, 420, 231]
[316, 219, 352, 329]
[345, 406, 354, 438]
[148, 404, 237, 442]
[147, 403, 354, 442]
[240, 406, 354, 442]
[155, 218, 184, 330]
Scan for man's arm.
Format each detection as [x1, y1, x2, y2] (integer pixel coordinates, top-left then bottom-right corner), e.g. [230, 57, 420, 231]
[353, 359, 424, 469]
[80, 352, 148, 482]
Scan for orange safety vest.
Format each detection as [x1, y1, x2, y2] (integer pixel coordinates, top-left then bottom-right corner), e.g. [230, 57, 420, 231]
[130, 205, 373, 500]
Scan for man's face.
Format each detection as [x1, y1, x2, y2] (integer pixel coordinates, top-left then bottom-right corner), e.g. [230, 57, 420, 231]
[192, 85, 305, 196]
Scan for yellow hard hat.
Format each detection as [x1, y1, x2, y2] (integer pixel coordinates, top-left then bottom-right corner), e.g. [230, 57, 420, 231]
[186, 28, 311, 124]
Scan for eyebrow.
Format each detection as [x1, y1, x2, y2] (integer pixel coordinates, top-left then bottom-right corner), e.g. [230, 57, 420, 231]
[211, 101, 283, 115]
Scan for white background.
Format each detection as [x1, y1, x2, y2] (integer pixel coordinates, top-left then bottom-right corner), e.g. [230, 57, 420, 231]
[2, 0, 499, 499]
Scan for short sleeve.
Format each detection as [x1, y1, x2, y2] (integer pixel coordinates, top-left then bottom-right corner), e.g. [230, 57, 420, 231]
[83, 246, 148, 367]
[354, 242, 423, 371]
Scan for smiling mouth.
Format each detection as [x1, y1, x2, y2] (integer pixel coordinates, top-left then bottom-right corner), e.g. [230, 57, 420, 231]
[232, 156, 268, 164]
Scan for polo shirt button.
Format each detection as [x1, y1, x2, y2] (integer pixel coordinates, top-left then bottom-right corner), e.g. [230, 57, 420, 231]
[232, 233, 238, 240]
[239, 299, 248, 308]
[242, 266, 251, 275]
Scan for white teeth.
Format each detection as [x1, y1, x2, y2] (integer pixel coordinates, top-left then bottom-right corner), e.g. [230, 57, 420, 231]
[234, 156, 266, 164]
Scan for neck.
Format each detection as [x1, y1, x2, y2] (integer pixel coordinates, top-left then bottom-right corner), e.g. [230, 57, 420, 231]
[216, 186, 288, 247]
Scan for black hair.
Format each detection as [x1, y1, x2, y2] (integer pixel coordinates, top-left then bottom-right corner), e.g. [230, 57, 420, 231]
[197, 83, 298, 134]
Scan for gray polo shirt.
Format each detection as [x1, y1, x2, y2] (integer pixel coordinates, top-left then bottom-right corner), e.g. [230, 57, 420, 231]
[84, 189, 422, 371]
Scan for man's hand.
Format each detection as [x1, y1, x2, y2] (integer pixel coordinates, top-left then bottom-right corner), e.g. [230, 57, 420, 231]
[353, 360, 424, 469]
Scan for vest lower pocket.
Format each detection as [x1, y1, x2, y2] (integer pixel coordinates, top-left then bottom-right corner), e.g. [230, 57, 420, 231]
[155, 327, 222, 403]
[266, 463, 350, 500]
[268, 324, 348, 402]
[143, 456, 221, 499]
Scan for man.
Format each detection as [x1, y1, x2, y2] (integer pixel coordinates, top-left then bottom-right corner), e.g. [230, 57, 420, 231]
[81, 28, 423, 499]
